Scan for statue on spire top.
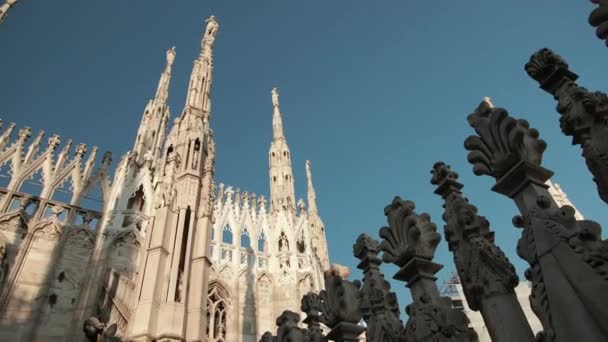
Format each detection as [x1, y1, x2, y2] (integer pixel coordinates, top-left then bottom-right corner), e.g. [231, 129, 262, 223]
[166, 47, 176, 67]
[272, 88, 280, 107]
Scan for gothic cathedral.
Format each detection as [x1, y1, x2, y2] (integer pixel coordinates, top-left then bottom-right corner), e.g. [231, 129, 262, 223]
[0, 16, 330, 341]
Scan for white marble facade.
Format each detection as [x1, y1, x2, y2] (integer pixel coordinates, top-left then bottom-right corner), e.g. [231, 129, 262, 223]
[0, 15, 330, 341]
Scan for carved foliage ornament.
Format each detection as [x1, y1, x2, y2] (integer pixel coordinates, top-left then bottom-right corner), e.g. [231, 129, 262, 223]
[525, 48, 608, 205]
[464, 99, 547, 179]
[403, 295, 472, 342]
[379, 197, 441, 266]
[589, 0, 608, 46]
[431, 162, 518, 311]
[319, 273, 362, 328]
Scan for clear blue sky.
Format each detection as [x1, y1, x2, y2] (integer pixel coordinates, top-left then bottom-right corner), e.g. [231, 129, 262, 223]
[1, 1, 606, 312]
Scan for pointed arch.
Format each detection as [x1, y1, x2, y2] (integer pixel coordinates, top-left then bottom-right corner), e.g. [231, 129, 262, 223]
[240, 226, 250, 249]
[206, 281, 230, 342]
[257, 230, 267, 253]
[296, 230, 306, 253]
[221, 224, 233, 245]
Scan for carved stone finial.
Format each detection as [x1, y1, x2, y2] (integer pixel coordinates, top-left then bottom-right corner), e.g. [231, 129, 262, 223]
[432, 162, 521, 313]
[589, 0, 608, 46]
[47, 134, 61, 150]
[353, 234, 402, 342]
[379, 197, 441, 266]
[102, 151, 112, 165]
[353, 233, 380, 260]
[271, 87, 280, 108]
[301, 293, 325, 342]
[166, 46, 176, 67]
[319, 272, 362, 329]
[525, 48, 575, 90]
[403, 295, 472, 342]
[464, 100, 547, 180]
[202, 15, 219, 48]
[526, 48, 608, 205]
[75, 143, 87, 157]
[18, 127, 31, 141]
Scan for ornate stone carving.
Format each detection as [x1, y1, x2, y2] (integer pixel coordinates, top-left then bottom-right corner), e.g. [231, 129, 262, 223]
[525, 48, 608, 205]
[379, 197, 441, 265]
[402, 295, 472, 342]
[379, 197, 474, 342]
[464, 98, 547, 180]
[432, 162, 535, 342]
[512, 197, 608, 341]
[319, 271, 364, 341]
[353, 234, 402, 342]
[301, 293, 324, 342]
[589, 1, 608, 46]
[36, 221, 63, 241]
[431, 162, 519, 310]
[464, 99, 608, 341]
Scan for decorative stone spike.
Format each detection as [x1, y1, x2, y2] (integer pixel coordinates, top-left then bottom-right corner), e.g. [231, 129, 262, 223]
[464, 99, 608, 342]
[379, 196, 474, 342]
[431, 161, 535, 342]
[24, 130, 45, 163]
[353, 234, 402, 342]
[301, 293, 325, 342]
[464, 98, 547, 183]
[525, 48, 608, 205]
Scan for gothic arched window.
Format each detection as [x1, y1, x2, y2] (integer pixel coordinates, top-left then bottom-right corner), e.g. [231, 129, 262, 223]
[222, 225, 233, 245]
[240, 228, 251, 248]
[257, 231, 266, 253]
[206, 284, 229, 342]
[126, 185, 145, 212]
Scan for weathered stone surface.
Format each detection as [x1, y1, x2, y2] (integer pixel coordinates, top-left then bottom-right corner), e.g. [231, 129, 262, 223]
[589, 0, 608, 46]
[465, 98, 608, 342]
[526, 48, 608, 205]
[353, 234, 402, 342]
[432, 162, 535, 342]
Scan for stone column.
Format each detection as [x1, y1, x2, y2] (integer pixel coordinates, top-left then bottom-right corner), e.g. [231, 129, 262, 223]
[464, 98, 608, 341]
[379, 197, 475, 342]
[432, 161, 535, 342]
